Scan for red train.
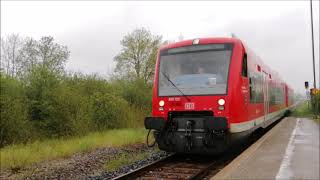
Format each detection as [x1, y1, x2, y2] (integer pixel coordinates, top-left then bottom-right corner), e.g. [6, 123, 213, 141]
[145, 37, 294, 154]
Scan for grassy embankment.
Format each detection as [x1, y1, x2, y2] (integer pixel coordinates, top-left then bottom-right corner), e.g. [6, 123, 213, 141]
[291, 101, 319, 123]
[0, 128, 147, 170]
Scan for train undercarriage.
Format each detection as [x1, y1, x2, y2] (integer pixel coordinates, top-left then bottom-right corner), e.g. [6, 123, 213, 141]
[145, 111, 243, 154]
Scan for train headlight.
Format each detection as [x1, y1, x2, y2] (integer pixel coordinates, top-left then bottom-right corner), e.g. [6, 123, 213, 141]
[193, 39, 200, 45]
[159, 100, 165, 107]
[218, 99, 225, 106]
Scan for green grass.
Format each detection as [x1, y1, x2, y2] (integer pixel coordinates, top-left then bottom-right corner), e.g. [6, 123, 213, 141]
[105, 150, 155, 172]
[0, 128, 147, 170]
[291, 102, 313, 118]
[291, 102, 320, 123]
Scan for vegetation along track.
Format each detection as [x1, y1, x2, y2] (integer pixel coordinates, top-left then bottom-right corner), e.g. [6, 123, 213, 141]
[113, 117, 283, 180]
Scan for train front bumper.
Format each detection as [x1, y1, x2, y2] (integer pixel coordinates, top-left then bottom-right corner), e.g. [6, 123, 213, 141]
[144, 116, 229, 154]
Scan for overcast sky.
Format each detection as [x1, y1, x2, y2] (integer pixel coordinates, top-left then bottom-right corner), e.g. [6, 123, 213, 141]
[1, 1, 319, 94]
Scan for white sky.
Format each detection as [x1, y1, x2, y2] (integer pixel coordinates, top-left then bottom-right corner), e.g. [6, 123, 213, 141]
[1, 0, 319, 94]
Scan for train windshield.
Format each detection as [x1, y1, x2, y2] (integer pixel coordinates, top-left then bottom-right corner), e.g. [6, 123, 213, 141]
[158, 43, 233, 96]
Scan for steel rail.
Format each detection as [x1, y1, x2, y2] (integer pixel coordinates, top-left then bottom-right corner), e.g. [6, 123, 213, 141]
[113, 154, 222, 180]
[112, 153, 175, 180]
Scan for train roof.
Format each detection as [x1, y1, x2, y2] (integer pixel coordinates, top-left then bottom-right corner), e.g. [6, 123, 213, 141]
[159, 37, 243, 51]
[241, 41, 285, 85]
[160, 37, 290, 88]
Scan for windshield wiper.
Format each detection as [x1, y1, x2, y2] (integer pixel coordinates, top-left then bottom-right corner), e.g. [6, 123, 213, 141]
[161, 71, 191, 102]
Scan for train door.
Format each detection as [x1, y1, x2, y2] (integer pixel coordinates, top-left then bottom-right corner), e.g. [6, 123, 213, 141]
[262, 72, 269, 124]
[241, 54, 249, 120]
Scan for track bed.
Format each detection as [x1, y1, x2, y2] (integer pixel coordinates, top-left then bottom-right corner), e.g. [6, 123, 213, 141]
[113, 118, 282, 180]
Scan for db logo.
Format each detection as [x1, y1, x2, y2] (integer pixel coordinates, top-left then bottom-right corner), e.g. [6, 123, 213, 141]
[185, 102, 195, 110]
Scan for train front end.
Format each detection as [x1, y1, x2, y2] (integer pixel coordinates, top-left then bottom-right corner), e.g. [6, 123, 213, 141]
[145, 38, 239, 154]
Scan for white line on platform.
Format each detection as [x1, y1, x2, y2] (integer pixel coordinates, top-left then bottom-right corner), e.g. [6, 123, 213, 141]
[275, 118, 300, 180]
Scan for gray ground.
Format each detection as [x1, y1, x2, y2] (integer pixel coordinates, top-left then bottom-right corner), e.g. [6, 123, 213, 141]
[213, 117, 319, 180]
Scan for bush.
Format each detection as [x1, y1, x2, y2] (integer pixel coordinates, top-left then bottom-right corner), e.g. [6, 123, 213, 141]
[65, 73, 112, 97]
[0, 74, 32, 147]
[112, 79, 152, 111]
[24, 68, 98, 137]
[45, 82, 93, 137]
[24, 66, 63, 137]
[0, 68, 151, 147]
[90, 92, 130, 130]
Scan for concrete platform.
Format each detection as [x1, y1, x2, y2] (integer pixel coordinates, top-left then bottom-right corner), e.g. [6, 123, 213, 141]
[212, 117, 319, 180]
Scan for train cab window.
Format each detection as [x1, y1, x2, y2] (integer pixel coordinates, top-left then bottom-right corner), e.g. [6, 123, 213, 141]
[158, 43, 233, 96]
[241, 55, 248, 77]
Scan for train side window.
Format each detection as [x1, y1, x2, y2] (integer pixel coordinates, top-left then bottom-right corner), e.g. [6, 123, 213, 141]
[249, 72, 264, 103]
[241, 55, 248, 77]
[249, 77, 253, 101]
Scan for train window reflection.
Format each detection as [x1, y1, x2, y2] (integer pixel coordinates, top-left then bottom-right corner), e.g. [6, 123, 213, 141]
[249, 72, 264, 103]
[158, 45, 232, 96]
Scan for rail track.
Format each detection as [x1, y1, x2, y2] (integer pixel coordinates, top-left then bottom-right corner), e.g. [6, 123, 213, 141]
[113, 153, 227, 180]
[113, 143, 247, 180]
[112, 117, 283, 180]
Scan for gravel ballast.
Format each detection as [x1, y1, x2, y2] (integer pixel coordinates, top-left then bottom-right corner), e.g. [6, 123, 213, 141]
[90, 150, 169, 180]
[1, 144, 168, 180]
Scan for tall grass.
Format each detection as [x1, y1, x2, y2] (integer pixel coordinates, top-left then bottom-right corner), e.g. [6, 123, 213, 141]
[105, 150, 155, 171]
[291, 101, 314, 118]
[0, 128, 147, 170]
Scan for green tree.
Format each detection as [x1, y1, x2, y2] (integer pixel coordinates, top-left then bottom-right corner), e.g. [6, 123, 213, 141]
[1, 35, 70, 77]
[114, 28, 162, 83]
[17, 38, 39, 76]
[37, 36, 69, 73]
[22, 36, 70, 137]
